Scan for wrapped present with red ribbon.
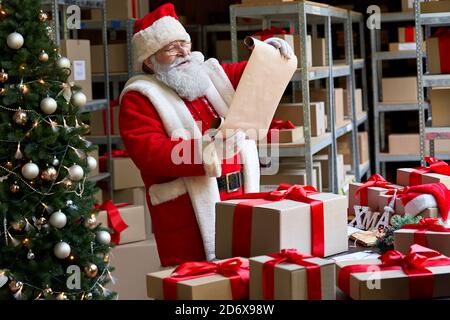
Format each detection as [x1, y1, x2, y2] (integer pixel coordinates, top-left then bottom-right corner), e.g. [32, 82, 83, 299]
[348, 174, 403, 213]
[395, 218, 450, 257]
[336, 244, 450, 299]
[94, 200, 146, 245]
[428, 28, 450, 74]
[397, 157, 450, 188]
[398, 26, 418, 43]
[146, 257, 249, 300]
[265, 119, 303, 144]
[215, 184, 348, 259]
[249, 249, 335, 300]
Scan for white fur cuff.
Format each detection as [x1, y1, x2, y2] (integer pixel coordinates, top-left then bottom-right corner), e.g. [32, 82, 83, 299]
[148, 178, 187, 206]
[202, 141, 222, 178]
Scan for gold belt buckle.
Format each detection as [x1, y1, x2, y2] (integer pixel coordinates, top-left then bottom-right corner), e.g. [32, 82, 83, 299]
[225, 172, 240, 193]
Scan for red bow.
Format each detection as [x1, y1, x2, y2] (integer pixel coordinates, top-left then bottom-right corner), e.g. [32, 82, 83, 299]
[162, 258, 249, 300]
[263, 249, 322, 300]
[355, 174, 395, 206]
[101, 149, 129, 158]
[253, 27, 288, 41]
[93, 200, 129, 245]
[269, 119, 295, 130]
[410, 157, 450, 186]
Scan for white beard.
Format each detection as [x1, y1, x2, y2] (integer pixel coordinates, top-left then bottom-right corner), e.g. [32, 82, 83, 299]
[151, 51, 211, 102]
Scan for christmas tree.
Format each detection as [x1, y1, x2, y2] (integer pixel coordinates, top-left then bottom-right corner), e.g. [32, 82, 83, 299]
[0, 0, 115, 300]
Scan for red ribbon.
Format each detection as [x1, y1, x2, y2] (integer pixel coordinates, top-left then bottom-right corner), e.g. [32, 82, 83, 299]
[409, 157, 450, 186]
[355, 174, 395, 206]
[405, 26, 415, 42]
[94, 200, 129, 245]
[434, 28, 450, 73]
[253, 27, 288, 41]
[267, 120, 296, 143]
[338, 244, 450, 299]
[162, 258, 249, 300]
[101, 100, 119, 135]
[262, 249, 322, 300]
[131, 0, 137, 19]
[401, 217, 450, 247]
[231, 184, 325, 257]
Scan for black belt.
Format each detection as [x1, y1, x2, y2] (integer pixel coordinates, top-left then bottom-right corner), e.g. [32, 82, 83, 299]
[217, 171, 242, 193]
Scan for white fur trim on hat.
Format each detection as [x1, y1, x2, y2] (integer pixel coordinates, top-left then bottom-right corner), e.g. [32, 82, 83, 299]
[132, 16, 191, 72]
[404, 194, 437, 217]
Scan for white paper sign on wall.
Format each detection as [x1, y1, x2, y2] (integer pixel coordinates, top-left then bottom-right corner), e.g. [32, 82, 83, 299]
[73, 60, 86, 81]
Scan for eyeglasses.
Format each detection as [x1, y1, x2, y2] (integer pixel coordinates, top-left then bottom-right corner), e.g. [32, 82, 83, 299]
[163, 41, 192, 56]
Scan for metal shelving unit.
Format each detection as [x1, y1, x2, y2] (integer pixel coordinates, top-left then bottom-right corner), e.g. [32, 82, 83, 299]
[230, 1, 369, 193]
[44, 0, 113, 198]
[415, 0, 450, 163]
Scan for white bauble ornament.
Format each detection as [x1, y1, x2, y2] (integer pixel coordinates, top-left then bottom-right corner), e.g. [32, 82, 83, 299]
[7, 32, 24, 50]
[71, 91, 87, 108]
[54, 241, 70, 259]
[86, 156, 97, 171]
[40, 97, 57, 114]
[96, 231, 111, 245]
[52, 156, 60, 166]
[49, 210, 67, 229]
[21, 162, 39, 180]
[68, 164, 84, 181]
[56, 56, 70, 69]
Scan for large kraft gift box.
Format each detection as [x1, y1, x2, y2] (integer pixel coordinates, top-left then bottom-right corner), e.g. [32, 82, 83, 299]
[430, 88, 450, 127]
[381, 77, 417, 102]
[335, 245, 450, 300]
[147, 258, 249, 300]
[215, 188, 348, 259]
[249, 251, 335, 300]
[397, 167, 450, 188]
[59, 39, 92, 101]
[260, 167, 318, 191]
[107, 237, 161, 300]
[394, 218, 450, 257]
[275, 102, 325, 137]
[96, 204, 146, 245]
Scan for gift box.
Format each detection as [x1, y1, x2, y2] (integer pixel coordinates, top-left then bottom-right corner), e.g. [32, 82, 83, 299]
[420, 0, 450, 14]
[275, 102, 325, 137]
[395, 218, 450, 257]
[382, 77, 417, 102]
[265, 120, 304, 143]
[336, 244, 450, 300]
[89, 102, 120, 136]
[107, 237, 161, 300]
[249, 250, 335, 300]
[358, 132, 369, 164]
[427, 29, 450, 74]
[389, 134, 422, 155]
[147, 258, 249, 300]
[260, 167, 318, 190]
[215, 185, 348, 259]
[96, 203, 147, 245]
[397, 167, 450, 188]
[430, 88, 450, 127]
[398, 27, 421, 43]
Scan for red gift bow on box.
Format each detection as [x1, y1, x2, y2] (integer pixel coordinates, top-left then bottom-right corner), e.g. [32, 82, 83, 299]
[253, 26, 288, 41]
[99, 149, 130, 172]
[162, 258, 249, 300]
[230, 184, 325, 257]
[93, 200, 129, 245]
[433, 28, 450, 73]
[262, 249, 322, 300]
[267, 120, 296, 143]
[355, 174, 399, 207]
[409, 157, 450, 186]
[338, 244, 450, 299]
[401, 217, 450, 248]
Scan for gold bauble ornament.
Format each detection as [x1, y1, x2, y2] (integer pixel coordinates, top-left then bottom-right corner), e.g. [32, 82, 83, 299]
[13, 109, 28, 125]
[0, 69, 8, 82]
[84, 263, 98, 278]
[10, 183, 20, 193]
[38, 10, 48, 22]
[5, 161, 13, 170]
[38, 50, 49, 62]
[103, 254, 110, 263]
[41, 166, 58, 181]
[10, 220, 25, 231]
[83, 215, 97, 230]
[56, 292, 68, 300]
[62, 178, 73, 189]
[9, 280, 23, 293]
[18, 83, 29, 94]
[24, 131, 31, 139]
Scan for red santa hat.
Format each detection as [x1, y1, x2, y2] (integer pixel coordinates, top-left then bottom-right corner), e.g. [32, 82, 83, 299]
[131, 3, 190, 72]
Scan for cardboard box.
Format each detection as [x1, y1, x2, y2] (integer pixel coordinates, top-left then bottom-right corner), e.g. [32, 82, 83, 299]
[147, 258, 249, 300]
[215, 192, 348, 259]
[313, 154, 345, 190]
[420, 0, 450, 13]
[89, 105, 120, 136]
[382, 77, 417, 103]
[401, 0, 426, 11]
[430, 88, 450, 127]
[215, 40, 251, 62]
[87, 149, 99, 177]
[337, 133, 366, 165]
[397, 167, 450, 188]
[388, 134, 420, 155]
[275, 102, 326, 137]
[249, 255, 335, 300]
[348, 183, 390, 213]
[97, 205, 146, 245]
[107, 238, 161, 300]
[343, 88, 363, 117]
[90, 0, 149, 20]
[436, 140, 450, 154]
[260, 167, 318, 190]
[91, 43, 128, 74]
[335, 253, 450, 299]
[312, 38, 326, 67]
[358, 132, 369, 164]
[395, 227, 450, 257]
[389, 42, 417, 52]
[266, 126, 304, 144]
[59, 39, 92, 101]
[109, 157, 145, 190]
[273, 161, 322, 191]
[427, 37, 449, 74]
[398, 27, 421, 43]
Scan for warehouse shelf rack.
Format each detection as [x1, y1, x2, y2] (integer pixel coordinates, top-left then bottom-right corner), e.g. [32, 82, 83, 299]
[230, 1, 370, 193]
[43, 0, 113, 198]
[415, 1, 450, 162]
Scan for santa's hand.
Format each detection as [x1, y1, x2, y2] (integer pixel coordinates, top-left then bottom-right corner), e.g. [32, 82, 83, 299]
[202, 130, 245, 177]
[264, 37, 294, 59]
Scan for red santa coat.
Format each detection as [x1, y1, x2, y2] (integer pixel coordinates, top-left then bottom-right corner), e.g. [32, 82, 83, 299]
[119, 59, 260, 266]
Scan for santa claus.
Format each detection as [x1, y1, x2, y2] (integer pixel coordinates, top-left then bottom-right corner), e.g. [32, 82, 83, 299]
[119, 3, 294, 266]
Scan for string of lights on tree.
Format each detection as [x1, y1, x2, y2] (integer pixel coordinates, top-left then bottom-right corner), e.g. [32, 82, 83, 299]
[0, 0, 115, 300]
